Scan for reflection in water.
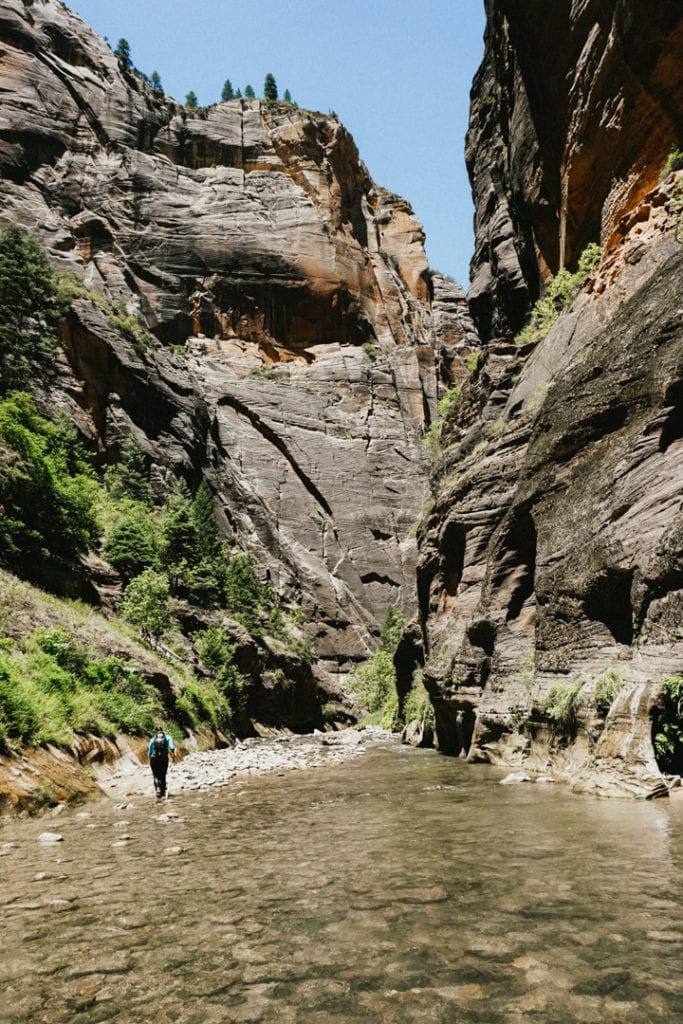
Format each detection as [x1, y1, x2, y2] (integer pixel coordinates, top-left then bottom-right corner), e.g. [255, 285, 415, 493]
[2, 741, 682, 1023]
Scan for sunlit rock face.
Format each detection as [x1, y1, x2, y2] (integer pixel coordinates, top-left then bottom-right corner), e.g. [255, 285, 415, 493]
[0, 0, 481, 682]
[419, 0, 683, 795]
[466, 0, 683, 341]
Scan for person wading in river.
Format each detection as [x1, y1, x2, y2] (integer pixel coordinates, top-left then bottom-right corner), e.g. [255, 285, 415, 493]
[148, 726, 176, 799]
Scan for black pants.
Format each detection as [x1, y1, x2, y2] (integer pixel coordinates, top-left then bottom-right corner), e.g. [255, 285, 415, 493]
[150, 756, 169, 797]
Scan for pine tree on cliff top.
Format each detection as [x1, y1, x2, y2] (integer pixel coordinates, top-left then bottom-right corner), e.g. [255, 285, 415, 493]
[264, 73, 278, 102]
[221, 79, 234, 101]
[244, 84, 255, 99]
[114, 38, 132, 71]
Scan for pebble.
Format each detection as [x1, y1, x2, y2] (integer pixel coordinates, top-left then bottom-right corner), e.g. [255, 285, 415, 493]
[38, 831, 63, 843]
[34, 871, 48, 881]
[157, 729, 387, 796]
[163, 846, 184, 855]
[111, 839, 130, 848]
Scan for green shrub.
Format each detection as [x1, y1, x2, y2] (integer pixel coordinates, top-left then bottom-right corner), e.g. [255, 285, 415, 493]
[362, 343, 381, 362]
[542, 680, 585, 733]
[108, 299, 153, 352]
[194, 625, 244, 710]
[516, 243, 602, 344]
[403, 671, 434, 728]
[347, 608, 404, 728]
[593, 667, 623, 716]
[660, 146, 683, 181]
[175, 676, 232, 732]
[223, 553, 283, 636]
[0, 631, 164, 748]
[652, 675, 683, 774]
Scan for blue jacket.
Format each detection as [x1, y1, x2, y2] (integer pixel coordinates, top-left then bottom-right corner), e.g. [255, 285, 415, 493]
[148, 732, 176, 759]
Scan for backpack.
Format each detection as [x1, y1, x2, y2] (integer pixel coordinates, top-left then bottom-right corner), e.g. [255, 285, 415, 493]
[151, 732, 168, 760]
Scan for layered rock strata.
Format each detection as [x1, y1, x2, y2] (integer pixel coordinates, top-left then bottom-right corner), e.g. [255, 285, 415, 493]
[466, 0, 683, 340]
[0, 0, 480, 699]
[419, 159, 683, 794]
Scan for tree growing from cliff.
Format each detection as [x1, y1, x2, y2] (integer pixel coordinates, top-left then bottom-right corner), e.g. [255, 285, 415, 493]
[221, 79, 234, 101]
[185, 91, 199, 109]
[264, 73, 278, 102]
[106, 434, 153, 506]
[150, 71, 163, 94]
[244, 85, 255, 99]
[113, 38, 132, 70]
[0, 224, 60, 394]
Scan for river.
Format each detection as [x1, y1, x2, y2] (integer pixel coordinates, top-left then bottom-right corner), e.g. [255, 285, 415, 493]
[2, 739, 682, 1023]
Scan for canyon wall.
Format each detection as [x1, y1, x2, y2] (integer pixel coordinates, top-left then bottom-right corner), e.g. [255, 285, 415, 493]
[0, 0, 478, 703]
[419, 0, 683, 795]
[467, 0, 683, 340]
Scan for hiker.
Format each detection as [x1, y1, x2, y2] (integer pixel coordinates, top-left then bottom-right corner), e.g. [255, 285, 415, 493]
[148, 725, 176, 798]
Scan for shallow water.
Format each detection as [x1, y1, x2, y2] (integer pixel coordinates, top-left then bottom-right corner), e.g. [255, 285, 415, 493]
[1, 741, 682, 1023]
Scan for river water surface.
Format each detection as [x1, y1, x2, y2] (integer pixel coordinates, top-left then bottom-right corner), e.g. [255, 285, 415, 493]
[2, 740, 682, 1023]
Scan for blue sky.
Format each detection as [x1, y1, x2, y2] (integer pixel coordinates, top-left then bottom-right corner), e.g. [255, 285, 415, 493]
[67, 1, 486, 287]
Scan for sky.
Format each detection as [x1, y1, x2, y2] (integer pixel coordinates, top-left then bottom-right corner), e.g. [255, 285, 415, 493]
[67, 1, 486, 287]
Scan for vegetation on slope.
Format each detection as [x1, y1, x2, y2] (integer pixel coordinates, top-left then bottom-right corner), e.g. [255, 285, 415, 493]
[0, 226, 320, 752]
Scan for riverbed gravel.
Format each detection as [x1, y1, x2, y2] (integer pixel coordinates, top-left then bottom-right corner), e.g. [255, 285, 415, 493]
[102, 727, 393, 801]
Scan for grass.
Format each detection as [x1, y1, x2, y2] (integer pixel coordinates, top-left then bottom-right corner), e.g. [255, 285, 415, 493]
[0, 568, 235, 748]
[593, 667, 623, 716]
[541, 679, 585, 734]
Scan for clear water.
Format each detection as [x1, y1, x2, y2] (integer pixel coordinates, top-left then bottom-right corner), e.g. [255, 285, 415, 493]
[1, 741, 682, 1023]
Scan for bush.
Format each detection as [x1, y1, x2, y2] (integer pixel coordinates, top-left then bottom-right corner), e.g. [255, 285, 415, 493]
[593, 667, 623, 716]
[403, 671, 434, 728]
[347, 608, 405, 728]
[660, 146, 683, 181]
[542, 680, 585, 734]
[652, 676, 683, 775]
[516, 243, 602, 344]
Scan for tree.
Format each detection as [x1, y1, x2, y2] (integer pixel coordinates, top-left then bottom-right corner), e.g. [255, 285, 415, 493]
[235, 88, 242, 99]
[121, 569, 172, 639]
[106, 434, 153, 505]
[104, 520, 158, 580]
[0, 392, 99, 576]
[150, 70, 163, 94]
[113, 38, 132, 70]
[191, 480, 222, 561]
[244, 84, 255, 99]
[0, 224, 59, 394]
[221, 79, 234, 101]
[283, 88, 292, 104]
[264, 73, 278, 102]
[160, 480, 199, 591]
[185, 91, 199, 108]
[224, 554, 262, 633]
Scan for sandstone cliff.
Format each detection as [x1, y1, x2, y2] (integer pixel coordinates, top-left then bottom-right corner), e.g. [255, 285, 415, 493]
[467, 0, 683, 340]
[419, 0, 683, 796]
[0, 0, 477, 709]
